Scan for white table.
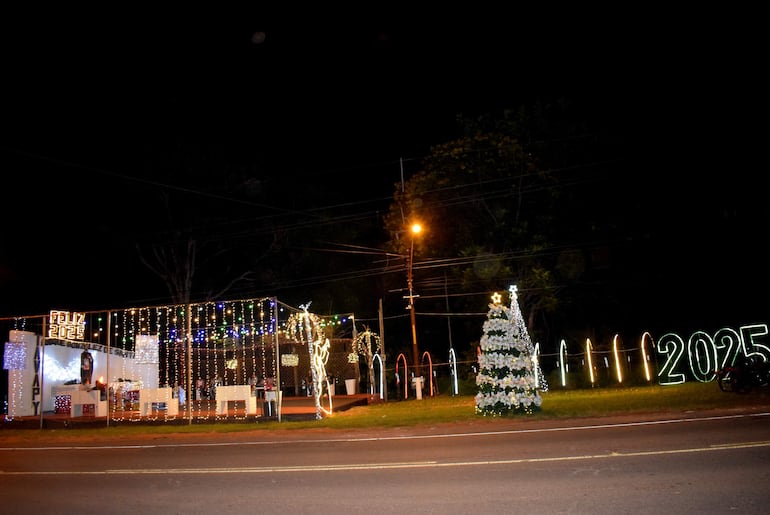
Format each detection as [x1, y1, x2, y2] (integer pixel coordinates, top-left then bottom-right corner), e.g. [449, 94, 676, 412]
[52, 386, 107, 417]
[138, 387, 178, 416]
[214, 385, 257, 415]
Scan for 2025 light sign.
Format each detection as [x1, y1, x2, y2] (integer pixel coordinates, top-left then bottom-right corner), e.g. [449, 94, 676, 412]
[655, 323, 769, 385]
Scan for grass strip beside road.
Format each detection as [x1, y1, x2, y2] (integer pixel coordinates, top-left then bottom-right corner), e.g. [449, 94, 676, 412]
[2, 382, 769, 442]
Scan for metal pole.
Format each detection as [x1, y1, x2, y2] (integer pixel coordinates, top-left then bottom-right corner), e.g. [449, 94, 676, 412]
[39, 316, 46, 430]
[378, 298, 387, 402]
[106, 311, 111, 427]
[408, 237, 420, 379]
[273, 298, 282, 423]
[186, 303, 192, 425]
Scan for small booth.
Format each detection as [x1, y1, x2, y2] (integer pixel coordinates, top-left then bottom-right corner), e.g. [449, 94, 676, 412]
[52, 385, 107, 417]
[138, 387, 177, 416]
[214, 385, 257, 415]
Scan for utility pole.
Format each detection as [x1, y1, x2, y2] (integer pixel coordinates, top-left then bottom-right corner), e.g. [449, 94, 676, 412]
[407, 236, 420, 379]
[405, 222, 423, 392]
[378, 298, 387, 401]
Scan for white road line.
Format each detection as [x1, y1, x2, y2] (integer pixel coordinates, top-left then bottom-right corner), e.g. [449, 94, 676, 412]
[2, 441, 769, 475]
[2, 411, 768, 451]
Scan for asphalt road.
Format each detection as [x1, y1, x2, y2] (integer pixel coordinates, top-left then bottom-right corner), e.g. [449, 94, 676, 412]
[2, 409, 769, 514]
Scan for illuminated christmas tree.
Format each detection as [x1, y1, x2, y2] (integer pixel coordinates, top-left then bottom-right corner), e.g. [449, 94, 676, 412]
[475, 285, 542, 416]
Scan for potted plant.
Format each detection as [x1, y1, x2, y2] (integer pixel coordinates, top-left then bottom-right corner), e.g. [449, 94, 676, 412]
[345, 352, 359, 395]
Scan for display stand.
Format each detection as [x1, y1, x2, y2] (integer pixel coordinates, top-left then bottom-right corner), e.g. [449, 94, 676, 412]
[52, 385, 107, 417]
[345, 378, 357, 395]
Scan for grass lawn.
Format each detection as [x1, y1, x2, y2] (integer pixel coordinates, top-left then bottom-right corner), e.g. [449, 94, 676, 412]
[2, 381, 768, 441]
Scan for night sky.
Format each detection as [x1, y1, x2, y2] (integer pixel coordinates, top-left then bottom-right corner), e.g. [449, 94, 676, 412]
[1, 9, 767, 346]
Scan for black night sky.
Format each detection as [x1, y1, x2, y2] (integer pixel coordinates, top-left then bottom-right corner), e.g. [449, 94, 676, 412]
[1, 8, 768, 355]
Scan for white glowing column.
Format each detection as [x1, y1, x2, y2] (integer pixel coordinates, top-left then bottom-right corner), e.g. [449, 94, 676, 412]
[396, 353, 409, 399]
[559, 339, 568, 387]
[640, 332, 654, 382]
[448, 348, 459, 395]
[585, 338, 595, 386]
[373, 353, 385, 399]
[613, 334, 623, 383]
[421, 351, 434, 397]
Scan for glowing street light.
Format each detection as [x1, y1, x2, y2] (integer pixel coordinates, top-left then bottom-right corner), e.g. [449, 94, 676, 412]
[406, 222, 423, 382]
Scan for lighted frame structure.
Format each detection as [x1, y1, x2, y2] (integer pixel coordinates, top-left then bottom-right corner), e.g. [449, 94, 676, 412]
[448, 347, 459, 395]
[372, 353, 384, 399]
[395, 352, 409, 399]
[585, 338, 595, 386]
[421, 350, 434, 397]
[559, 339, 568, 387]
[640, 332, 654, 382]
[612, 334, 623, 384]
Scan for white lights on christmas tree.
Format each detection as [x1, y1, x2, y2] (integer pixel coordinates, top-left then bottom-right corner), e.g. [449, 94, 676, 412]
[475, 285, 542, 416]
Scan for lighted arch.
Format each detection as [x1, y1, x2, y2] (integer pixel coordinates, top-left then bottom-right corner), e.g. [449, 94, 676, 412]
[372, 353, 384, 400]
[448, 348, 459, 395]
[421, 351, 434, 397]
[612, 334, 623, 384]
[585, 338, 595, 386]
[533, 342, 541, 389]
[559, 339, 568, 387]
[640, 332, 654, 382]
[395, 353, 409, 400]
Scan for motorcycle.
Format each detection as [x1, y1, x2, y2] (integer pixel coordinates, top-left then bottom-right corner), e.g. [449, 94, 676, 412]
[716, 355, 770, 393]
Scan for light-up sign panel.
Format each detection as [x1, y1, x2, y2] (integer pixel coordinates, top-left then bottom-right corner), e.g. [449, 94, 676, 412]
[3, 341, 27, 370]
[47, 310, 86, 340]
[135, 334, 159, 364]
[549, 323, 768, 387]
[656, 324, 769, 385]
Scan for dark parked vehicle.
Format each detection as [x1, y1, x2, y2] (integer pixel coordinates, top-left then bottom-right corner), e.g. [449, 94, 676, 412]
[716, 355, 770, 393]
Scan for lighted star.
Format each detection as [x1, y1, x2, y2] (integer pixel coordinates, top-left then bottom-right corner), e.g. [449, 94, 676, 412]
[491, 292, 502, 305]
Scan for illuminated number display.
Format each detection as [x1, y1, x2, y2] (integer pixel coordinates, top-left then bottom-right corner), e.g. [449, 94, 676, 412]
[656, 324, 769, 384]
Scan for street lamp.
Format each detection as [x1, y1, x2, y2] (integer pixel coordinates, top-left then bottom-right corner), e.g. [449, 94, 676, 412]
[405, 222, 423, 381]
